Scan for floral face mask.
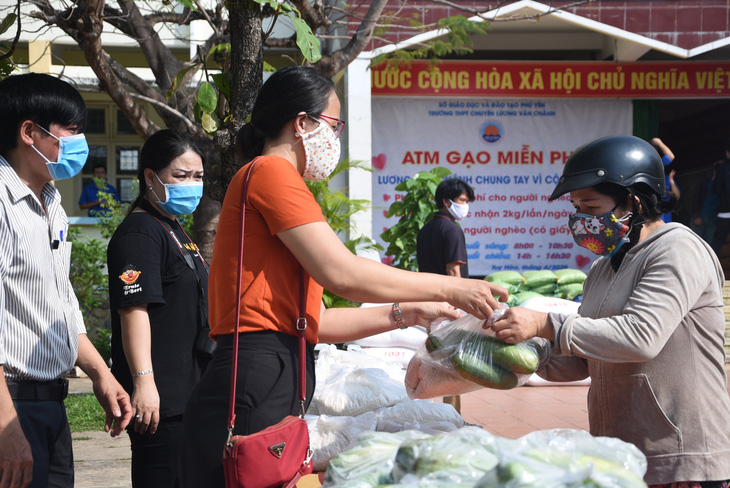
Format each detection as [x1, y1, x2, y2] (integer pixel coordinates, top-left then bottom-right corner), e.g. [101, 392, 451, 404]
[300, 120, 340, 181]
[568, 205, 632, 257]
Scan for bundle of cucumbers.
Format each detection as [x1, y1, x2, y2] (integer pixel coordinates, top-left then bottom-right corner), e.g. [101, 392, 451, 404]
[425, 327, 545, 391]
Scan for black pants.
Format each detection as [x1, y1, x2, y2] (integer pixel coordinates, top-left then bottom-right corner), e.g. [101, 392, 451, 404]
[182, 331, 315, 488]
[128, 415, 183, 488]
[14, 400, 73, 488]
[710, 216, 730, 255]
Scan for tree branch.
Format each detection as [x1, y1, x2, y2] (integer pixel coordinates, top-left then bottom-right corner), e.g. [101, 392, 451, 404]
[316, 0, 388, 77]
[129, 93, 195, 130]
[0, 0, 21, 62]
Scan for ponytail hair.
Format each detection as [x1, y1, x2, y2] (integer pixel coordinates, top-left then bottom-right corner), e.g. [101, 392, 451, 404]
[236, 66, 335, 163]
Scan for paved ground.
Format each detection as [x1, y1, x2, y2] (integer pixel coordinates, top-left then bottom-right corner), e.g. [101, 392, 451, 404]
[69, 377, 131, 488]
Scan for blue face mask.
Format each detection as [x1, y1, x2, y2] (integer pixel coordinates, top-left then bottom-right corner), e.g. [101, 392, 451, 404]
[151, 172, 203, 216]
[32, 125, 89, 181]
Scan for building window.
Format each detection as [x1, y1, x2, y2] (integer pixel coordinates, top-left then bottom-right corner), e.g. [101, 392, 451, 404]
[86, 108, 107, 135]
[77, 103, 144, 211]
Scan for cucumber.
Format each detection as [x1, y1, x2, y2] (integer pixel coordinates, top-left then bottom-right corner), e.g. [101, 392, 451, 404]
[492, 342, 540, 375]
[425, 334, 442, 353]
[451, 351, 519, 390]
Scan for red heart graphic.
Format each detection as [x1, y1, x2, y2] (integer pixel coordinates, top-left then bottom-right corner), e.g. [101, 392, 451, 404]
[373, 153, 387, 170]
[383, 210, 389, 217]
[575, 255, 591, 268]
[381, 256, 394, 266]
[383, 194, 391, 201]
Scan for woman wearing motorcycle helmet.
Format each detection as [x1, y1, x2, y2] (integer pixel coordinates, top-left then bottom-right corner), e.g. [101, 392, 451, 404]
[492, 136, 730, 487]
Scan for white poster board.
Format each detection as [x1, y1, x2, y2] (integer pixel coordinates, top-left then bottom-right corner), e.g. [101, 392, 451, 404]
[371, 97, 633, 276]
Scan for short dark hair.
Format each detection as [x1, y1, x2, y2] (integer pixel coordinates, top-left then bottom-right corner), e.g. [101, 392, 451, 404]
[435, 178, 475, 209]
[237, 66, 336, 163]
[92, 163, 107, 172]
[129, 129, 205, 212]
[592, 182, 677, 223]
[0, 73, 87, 154]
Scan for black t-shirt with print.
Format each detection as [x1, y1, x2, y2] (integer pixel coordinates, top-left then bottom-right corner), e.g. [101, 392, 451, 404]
[108, 199, 208, 418]
[416, 210, 469, 278]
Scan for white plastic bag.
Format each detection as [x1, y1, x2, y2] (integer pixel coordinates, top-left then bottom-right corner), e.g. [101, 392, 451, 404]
[406, 310, 549, 399]
[306, 412, 378, 472]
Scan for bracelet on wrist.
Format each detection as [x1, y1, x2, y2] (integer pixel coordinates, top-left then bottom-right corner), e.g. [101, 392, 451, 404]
[132, 369, 153, 378]
[392, 303, 407, 330]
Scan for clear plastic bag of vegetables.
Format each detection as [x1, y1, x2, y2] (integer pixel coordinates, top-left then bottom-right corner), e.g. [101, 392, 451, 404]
[405, 307, 549, 399]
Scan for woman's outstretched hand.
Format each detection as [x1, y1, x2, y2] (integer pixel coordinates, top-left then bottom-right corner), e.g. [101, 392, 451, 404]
[446, 279, 509, 320]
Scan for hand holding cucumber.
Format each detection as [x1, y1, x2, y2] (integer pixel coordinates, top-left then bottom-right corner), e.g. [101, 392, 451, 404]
[489, 307, 553, 343]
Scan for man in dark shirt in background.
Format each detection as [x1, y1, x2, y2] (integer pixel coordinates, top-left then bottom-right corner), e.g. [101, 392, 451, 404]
[417, 177, 474, 278]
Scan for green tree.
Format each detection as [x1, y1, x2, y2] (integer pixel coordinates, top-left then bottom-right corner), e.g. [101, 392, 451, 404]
[380, 167, 452, 271]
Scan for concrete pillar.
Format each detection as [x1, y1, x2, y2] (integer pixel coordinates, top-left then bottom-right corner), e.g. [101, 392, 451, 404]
[28, 40, 53, 74]
[345, 55, 374, 240]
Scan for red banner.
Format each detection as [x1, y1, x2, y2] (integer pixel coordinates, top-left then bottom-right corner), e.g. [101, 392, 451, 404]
[371, 61, 730, 98]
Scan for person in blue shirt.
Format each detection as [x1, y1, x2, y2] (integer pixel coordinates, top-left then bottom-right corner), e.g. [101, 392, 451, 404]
[651, 138, 680, 223]
[78, 163, 119, 216]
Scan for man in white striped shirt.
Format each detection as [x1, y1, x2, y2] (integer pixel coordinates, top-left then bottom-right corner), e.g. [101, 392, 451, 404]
[0, 73, 132, 488]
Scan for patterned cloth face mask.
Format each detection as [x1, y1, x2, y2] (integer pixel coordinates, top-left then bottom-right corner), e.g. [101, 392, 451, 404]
[300, 121, 341, 181]
[568, 204, 632, 257]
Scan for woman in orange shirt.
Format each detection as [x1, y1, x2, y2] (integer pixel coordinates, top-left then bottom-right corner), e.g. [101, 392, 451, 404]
[182, 66, 507, 486]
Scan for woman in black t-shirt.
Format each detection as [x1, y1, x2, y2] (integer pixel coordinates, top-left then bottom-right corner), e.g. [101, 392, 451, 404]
[107, 129, 208, 488]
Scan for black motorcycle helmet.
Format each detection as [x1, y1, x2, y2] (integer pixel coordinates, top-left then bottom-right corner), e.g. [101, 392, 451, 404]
[549, 135, 666, 201]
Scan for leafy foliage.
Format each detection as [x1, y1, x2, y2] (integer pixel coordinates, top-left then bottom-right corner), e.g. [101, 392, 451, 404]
[165, 0, 323, 136]
[0, 13, 17, 79]
[306, 158, 381, 308]
[68, 227, 108, 322]
[380, 167, 452, 271]
[65, 393, 106, 432]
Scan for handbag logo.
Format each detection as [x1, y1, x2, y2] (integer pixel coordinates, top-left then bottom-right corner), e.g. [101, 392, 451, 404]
[268, 442, 286, 458]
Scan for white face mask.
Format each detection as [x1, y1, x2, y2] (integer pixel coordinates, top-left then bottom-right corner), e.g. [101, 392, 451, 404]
[300, 122, 340, 181]
[447, 200, 469, 221]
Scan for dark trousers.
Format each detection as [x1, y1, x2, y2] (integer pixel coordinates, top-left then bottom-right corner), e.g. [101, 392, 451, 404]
[710, 216, 730, 255]
[182, 331, 315, 488]
[128, 415, 183, 488]
[14, 400, 73, 488]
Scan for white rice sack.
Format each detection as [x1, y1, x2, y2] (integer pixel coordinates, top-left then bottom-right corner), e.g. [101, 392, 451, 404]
[519, 296, 580, 315]
[314, 367, 409, 417]
[307, 412, 377, 472]
[356, 346, 417, 370]
[348, 319, 428, 350]
[374, 399, 464, 432]
[316, 344, 404, 378]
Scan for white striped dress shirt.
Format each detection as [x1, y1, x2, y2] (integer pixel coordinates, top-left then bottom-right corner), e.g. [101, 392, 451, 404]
[0, 156, 85, 382]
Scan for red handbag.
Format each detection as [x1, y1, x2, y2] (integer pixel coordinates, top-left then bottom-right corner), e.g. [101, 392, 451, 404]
[223, 160, 313, 488]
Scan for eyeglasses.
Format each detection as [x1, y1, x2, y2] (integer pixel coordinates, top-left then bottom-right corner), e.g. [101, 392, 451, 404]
[309, 114, 345, 138]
